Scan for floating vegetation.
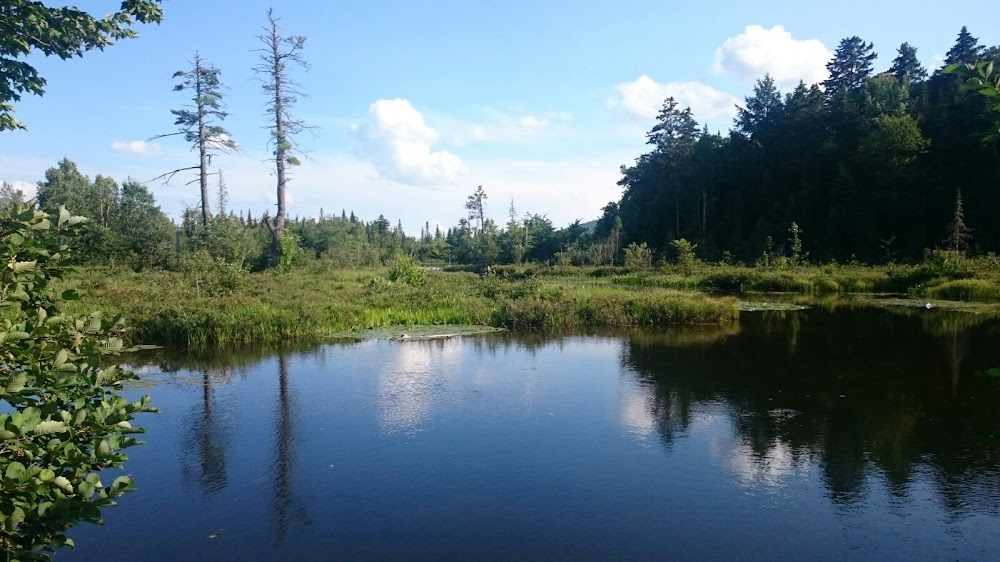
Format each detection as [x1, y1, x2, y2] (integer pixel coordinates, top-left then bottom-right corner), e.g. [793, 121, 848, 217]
[740, 302, 812, 312]
[330, 325, 505, 341]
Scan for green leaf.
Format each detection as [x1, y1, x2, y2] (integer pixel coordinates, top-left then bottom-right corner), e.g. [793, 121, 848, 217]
[33, 420, 67, 435]
[53, 476, 73, 494]
[39, 468, 55, 482]
[6, 372, 27, 393]
[38, 501, 54, 516]
[8, 506, 25, 528]
[54, 348, 69, 368]
[58, 206, 71, 227]
[5, 461, 26, 480]
[78, 480, 95, 498]
[11, 260, 37, 273]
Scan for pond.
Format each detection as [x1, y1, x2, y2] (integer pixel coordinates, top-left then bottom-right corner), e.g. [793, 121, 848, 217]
[65, 306, 1000, 560]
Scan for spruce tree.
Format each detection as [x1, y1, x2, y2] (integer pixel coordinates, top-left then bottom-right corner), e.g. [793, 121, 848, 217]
[823, 36, 877, 95]
[890, 42, 927, 82]
[254, 9, 309, 249]
[944, 26, 984, 66]
[155, 53, 237, 228]
[945, 189, 972, 252]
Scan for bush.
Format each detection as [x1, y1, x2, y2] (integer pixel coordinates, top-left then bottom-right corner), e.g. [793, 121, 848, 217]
[183, 250, 249, 297]
[624, 242, 653, 270]
[388, 255, 427, 286]
[0, 204, 155, 560]
[670, 239, 698, 273]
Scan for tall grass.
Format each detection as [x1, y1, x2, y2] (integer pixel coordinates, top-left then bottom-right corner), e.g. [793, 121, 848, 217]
[67, 267, 739, 348]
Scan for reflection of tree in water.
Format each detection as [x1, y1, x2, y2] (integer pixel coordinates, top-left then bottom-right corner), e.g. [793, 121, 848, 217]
[270, 351, 311, 543]
[622, 307, 1000, 513]
[180, 367, 234, 496]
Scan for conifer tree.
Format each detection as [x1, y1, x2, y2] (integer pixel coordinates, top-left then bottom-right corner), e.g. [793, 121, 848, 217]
[890, 42, 927, 82]
[154, 53, 237, 228]
[945, 189, 972, 252]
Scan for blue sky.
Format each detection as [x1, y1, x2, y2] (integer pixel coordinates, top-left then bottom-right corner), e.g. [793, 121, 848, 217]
[2, 0, 996, 232]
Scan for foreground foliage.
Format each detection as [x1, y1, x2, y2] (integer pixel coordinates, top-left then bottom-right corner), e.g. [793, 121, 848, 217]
[0, 204, 154, 560]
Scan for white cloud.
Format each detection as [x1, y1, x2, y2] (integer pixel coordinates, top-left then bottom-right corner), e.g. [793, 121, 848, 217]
[609, 75, 740, 123]
[350, 98, 465, 186]
[518, 115, 546, 131]
[436, 109, 572, 144]
[111, 140, 162, 155]
[1, 180, 37, 199]
[713, 24, 832, 89]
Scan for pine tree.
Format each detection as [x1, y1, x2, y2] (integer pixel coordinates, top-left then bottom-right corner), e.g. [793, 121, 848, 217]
[945, 189, 973, 252]
[944, 26, 984, 66]
[254, 9, 309, 249]
[823, 36, 877, 95]
[154, 53, 237, 228]
[465, 185, 487, 232]
[890, 42, 927, 82]
[735, 75, 784, 140]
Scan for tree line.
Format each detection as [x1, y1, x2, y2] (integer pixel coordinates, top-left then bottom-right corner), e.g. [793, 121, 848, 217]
[598, 27, 1000, 265]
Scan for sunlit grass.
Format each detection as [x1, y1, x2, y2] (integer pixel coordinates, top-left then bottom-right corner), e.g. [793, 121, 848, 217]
[67, 267, 740, 348]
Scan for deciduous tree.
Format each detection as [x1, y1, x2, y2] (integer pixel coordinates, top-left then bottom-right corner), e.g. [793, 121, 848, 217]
[0, 0, 163, 130]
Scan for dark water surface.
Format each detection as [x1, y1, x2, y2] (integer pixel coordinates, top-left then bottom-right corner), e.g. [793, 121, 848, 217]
[65, 306, 1000, 560]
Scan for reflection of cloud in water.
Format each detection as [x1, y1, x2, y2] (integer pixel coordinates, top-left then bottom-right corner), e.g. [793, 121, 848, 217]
[706, 411, 814, 488]
[620, 388, 656, 438]
[377, 341, 460, 434]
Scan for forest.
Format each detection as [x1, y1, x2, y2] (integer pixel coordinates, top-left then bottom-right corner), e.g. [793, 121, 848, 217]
[4, 28, 1000, 273]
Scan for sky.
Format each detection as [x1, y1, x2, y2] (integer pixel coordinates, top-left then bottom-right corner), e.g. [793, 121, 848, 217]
[1, 0, 997, 233]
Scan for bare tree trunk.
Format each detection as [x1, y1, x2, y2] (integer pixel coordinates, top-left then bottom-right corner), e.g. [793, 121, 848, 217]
[702, 188, 707, 236]
[674, 184, 680, 239]
[195, 54, 211, 228]
[269, 16, 286, 243]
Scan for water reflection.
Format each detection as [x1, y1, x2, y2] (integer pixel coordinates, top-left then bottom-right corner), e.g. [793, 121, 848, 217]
[377, 339, 461, 434]
[622, 307, 1000, 513]
[70, 306, 1000, 560]
[180, 370, 230, 495]
[270, 352, 311, 541]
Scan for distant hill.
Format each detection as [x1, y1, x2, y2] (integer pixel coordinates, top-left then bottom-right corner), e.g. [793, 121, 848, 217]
[577, 219, 598, 233]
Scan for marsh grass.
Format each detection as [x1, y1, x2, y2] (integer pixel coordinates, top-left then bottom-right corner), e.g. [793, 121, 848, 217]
[68, 267, 740, 348]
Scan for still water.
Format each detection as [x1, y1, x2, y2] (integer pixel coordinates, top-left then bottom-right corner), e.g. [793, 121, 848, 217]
[66, 306, 1000, 560]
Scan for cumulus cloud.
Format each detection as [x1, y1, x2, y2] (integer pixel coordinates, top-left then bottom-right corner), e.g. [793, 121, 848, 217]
[713, 25, 832, 89]
[609, 75, 740, 122]
[111, 140, 162, 155]
[1, 180, 37, 199]
[351, 98, 465, 186]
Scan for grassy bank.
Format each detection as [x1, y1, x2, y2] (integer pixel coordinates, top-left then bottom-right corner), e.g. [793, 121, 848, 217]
[477, 251, 1000, 301]
[67, 267, 740, 348]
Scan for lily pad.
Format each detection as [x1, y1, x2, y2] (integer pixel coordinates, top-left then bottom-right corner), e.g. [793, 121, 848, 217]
[329, 324, 505, 341]
[740, 302, 811, 312]
[866, 298, 1000, 314]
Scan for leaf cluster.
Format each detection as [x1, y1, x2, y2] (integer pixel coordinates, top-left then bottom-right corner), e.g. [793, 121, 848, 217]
[0, 202, 155, 560]
[0, 0, 164, 130]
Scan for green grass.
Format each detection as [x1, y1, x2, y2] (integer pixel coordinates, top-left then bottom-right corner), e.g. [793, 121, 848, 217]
[67, 267, 740, 349]
[66, 252, 1000, 349]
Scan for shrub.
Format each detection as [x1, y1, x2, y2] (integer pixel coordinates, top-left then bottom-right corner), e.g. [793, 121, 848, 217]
[0, 204, 155, 560]
[670, 239, 698, 273]
[624, 242, 653, 270]
[388, 255, 427, 286]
